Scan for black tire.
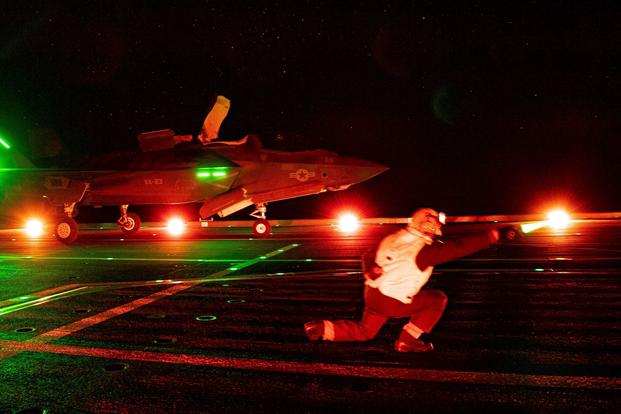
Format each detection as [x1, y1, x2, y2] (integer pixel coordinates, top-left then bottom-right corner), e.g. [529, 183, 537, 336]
[120, 212, 141, 235]
[55, 217, 79, 244]
[252, 219, 271, 237]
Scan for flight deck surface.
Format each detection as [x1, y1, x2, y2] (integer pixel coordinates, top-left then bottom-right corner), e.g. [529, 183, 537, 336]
[0, 220, 619, 413]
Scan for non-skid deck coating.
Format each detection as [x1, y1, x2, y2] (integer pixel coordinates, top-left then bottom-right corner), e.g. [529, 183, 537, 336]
[0, 221, 619, 413]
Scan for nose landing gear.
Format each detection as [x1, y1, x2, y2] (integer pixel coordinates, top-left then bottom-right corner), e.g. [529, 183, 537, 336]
[250, 203, 271, 237]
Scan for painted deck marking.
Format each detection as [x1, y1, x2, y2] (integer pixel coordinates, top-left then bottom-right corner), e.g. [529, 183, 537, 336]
[0, 244, 299, 353]
[0, 286, 88, 316]
[0, 339, 618, 391]
[0, 244, 299, 316]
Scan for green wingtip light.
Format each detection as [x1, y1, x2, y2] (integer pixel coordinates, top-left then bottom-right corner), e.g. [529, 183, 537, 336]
[0, 137, 11, 149]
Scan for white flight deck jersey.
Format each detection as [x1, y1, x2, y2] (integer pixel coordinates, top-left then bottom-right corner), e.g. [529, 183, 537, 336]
[365, 228, 434, 304]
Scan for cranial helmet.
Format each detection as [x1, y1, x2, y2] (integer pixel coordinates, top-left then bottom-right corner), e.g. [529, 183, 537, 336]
[408, 208, 445, 238]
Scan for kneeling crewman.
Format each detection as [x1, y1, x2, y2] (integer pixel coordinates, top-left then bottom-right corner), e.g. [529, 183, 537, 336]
[305, 208, 517, 352]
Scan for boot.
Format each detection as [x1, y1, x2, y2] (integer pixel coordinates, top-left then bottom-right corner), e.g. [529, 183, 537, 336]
[304, 320, 325, 341]
[394, 330, 434, 353]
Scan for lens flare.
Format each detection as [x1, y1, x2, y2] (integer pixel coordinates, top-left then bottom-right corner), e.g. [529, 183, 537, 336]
[547, 209, 570, 230]
[166, 218, 186, 236]
[0, 137, 11, 149]
[337, 213, 360, 233]
[25, 219, 44, 238]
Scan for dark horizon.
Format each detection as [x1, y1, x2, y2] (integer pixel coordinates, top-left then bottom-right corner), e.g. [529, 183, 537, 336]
[2, 2, 620, 219]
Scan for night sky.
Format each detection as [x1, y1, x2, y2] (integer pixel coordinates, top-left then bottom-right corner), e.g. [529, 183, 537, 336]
[1, 2, 620, 219]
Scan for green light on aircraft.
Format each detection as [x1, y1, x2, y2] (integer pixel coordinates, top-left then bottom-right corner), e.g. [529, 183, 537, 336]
[0, 137, 10, 149]
[196, 167, 229, 179]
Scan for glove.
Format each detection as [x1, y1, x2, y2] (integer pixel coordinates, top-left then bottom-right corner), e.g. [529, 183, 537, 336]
[499, 225, 521, 242]
[361, 245, 382, 280]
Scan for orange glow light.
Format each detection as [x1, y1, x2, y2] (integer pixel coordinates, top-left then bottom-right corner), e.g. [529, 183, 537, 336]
[166, 218, 186, 236]
[337, 213, 360, 234]
[547, 209, 571, 230]
[25, 219, 44, 238]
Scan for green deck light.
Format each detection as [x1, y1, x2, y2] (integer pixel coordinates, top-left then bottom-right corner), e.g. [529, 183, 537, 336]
[0, 137, 10, 149]
[9, 295, 31, 302]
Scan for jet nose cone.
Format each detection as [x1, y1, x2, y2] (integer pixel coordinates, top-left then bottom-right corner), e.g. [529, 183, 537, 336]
[367, 161, 389, 180]
[350, 158, 389, 183]
[326, 157, 388, 191]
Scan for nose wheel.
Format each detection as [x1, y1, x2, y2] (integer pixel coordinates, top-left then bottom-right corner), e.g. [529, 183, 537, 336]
[250, 203, 271, 237]
[252, 219, 271, 237]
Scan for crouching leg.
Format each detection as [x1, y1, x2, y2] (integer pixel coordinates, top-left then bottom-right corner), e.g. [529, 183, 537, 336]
[305, 308, 387, 342]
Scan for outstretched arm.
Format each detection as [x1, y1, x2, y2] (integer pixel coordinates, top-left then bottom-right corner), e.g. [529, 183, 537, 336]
[416, 229, 499, 270]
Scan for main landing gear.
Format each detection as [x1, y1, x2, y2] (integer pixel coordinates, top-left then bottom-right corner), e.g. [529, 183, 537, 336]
[250, 203, 271, 237]
[54, 203, 142, 244]
[117, 204, 141, 235]
[54, 203, 79, 244]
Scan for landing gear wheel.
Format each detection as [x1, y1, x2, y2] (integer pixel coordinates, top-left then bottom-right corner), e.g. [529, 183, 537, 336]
[120, 212, 141, 235]
[55, 217, 79, 244]
[252, 219, 271, 237]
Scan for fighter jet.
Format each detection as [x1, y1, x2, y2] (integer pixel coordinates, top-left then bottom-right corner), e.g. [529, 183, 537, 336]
[0, 96, 387, 243]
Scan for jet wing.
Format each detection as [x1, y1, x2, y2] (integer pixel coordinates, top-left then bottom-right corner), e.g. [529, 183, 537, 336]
[84, 167, 241, 205]
[2, 165, 242, 207]
[0, 168, 91, 206]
